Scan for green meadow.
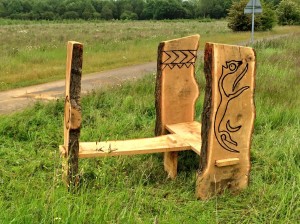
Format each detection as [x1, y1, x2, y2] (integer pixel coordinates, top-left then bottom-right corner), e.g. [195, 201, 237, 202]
[0, 23, 299, 223]
[0, 19, 300, 90]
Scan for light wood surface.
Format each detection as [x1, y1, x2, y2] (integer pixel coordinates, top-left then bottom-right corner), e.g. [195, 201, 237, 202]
[215, 158, 240, 167]
[155, 35, 200, 178]
[166, 121, 201, 155]
[78, 134, 191, 158]
[61, 122, 202, 159]
[196, 43, 256, 200]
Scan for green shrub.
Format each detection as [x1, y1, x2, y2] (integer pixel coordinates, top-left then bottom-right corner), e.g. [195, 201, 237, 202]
[63, 11, 79, 20]
[277, 0, 300, 25]
[227, 0, 277, 31]
[120, 11, 138, 20]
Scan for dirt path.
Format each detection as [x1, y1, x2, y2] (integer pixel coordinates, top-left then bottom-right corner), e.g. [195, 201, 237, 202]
[0, 34, 291, 115]
[0, 62, 155, 114]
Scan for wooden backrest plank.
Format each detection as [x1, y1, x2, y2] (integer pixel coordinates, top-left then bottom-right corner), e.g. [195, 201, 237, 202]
[155, 35, 200, 135]
[196, 43, 256, 199]
[155, 35, 200, 178]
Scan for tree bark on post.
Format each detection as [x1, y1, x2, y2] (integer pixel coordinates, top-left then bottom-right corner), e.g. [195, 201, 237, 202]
[62, 41, 83, 188]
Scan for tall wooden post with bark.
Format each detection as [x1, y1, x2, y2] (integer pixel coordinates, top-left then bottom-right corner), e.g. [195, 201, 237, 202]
[61, 41, 83, 188]
[155, 35, 200, 178]
[196, 43, 256, 199]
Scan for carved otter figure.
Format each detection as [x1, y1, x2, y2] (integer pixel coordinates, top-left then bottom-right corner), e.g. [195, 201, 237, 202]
[214, 60, 250, 153]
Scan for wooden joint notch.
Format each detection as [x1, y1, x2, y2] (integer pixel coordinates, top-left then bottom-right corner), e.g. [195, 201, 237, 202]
[59, 145, 67, 157]
[167, 135, 178, 143]
[215, 158, 240, 167]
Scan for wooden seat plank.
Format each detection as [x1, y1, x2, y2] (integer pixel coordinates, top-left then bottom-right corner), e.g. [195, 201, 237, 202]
[77, 134, 191, 158]
[166, 121, 201, 155]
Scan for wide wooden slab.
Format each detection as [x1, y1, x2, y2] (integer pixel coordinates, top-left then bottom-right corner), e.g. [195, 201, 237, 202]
[166, 121, 201, 155]
[196, 43, 256, 200]
[155, 35, 200, 178]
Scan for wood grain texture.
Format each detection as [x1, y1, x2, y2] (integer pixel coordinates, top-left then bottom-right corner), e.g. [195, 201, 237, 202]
[78, 134, 191, 158]
[166, 121, 201, 155]
[63, 41, 83, 188]
[196, 43, 256, 200]
[155, 35, 200, 178]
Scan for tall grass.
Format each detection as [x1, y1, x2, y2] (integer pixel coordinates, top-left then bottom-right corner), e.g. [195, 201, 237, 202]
[0, 19, 300, 91]
[0, 34, 299, 223]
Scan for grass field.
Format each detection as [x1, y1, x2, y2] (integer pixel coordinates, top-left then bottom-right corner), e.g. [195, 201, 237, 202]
[0, 19, 300, 91]
[0, 33, 299, 223]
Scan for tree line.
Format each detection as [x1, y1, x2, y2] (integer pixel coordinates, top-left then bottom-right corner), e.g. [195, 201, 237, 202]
[0, 0, 298, 28]
[0, 0, 283, 21]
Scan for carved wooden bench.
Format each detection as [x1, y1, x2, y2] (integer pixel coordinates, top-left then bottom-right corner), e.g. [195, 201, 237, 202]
[60, 35, 256, 200]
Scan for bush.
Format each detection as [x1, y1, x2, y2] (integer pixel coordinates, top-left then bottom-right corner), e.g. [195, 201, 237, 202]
[40, 11, 56, 20]
[227, 0, 277, 31]
[120, 11, 138, 20]
[277, 0, 300, 25]
[63, 11, 79, 20]
[153, 0, 186, 20]
[258, 4, 277, 30]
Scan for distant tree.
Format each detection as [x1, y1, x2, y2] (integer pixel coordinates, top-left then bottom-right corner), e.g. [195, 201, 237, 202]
[227, 0, 250, 31]
[227, 0, 276, 31]
[141, 0, 156, 19]
[21, 0, 32, 13]
[0, 0, 245, 21]
[63, 11, 79, 19]
[264, 0, 282, 7]
[199, 0, 233, 19]
[154, 0, 186, 20]
[114, 0, 133, 19]
[120, 10, 138, 20]
[63, 0, 84, 17]
[57, 3, 66, 17]
[131, 0, 145, 19]
[182, 0, 196, 19]
[101, 3, 114, 20]
[82, 1, 96, 20]
[6, 0, 23, 16]
[277, 0, 300, 25]
[257, 3, 277, 30]
[40, 11, 56, 20]
[0, 1, 7, 17]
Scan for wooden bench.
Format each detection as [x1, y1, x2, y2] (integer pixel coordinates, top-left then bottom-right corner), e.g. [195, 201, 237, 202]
[60, 35, 256, 200]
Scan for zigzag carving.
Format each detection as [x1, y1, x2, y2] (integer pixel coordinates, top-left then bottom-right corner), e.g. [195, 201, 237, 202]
[161, 50, 197, 70]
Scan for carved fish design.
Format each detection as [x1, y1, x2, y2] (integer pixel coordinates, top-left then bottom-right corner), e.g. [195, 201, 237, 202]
[214, 60, 250, 153]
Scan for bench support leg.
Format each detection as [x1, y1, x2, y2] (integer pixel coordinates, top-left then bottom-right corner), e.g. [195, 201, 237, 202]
[62, 41, 83, 188]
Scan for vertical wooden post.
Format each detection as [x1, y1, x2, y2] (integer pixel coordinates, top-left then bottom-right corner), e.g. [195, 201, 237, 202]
[196, 43, 256, 199]
[62, 41, 83, 188]
[155, 35, 200, 178]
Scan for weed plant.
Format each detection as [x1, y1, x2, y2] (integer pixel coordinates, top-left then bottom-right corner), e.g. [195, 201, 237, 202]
[0, 35, 299, 223]
[0, 20, 299, 91]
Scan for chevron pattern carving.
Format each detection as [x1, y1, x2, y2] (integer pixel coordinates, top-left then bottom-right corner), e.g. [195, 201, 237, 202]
[161, 50, 197, 70]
